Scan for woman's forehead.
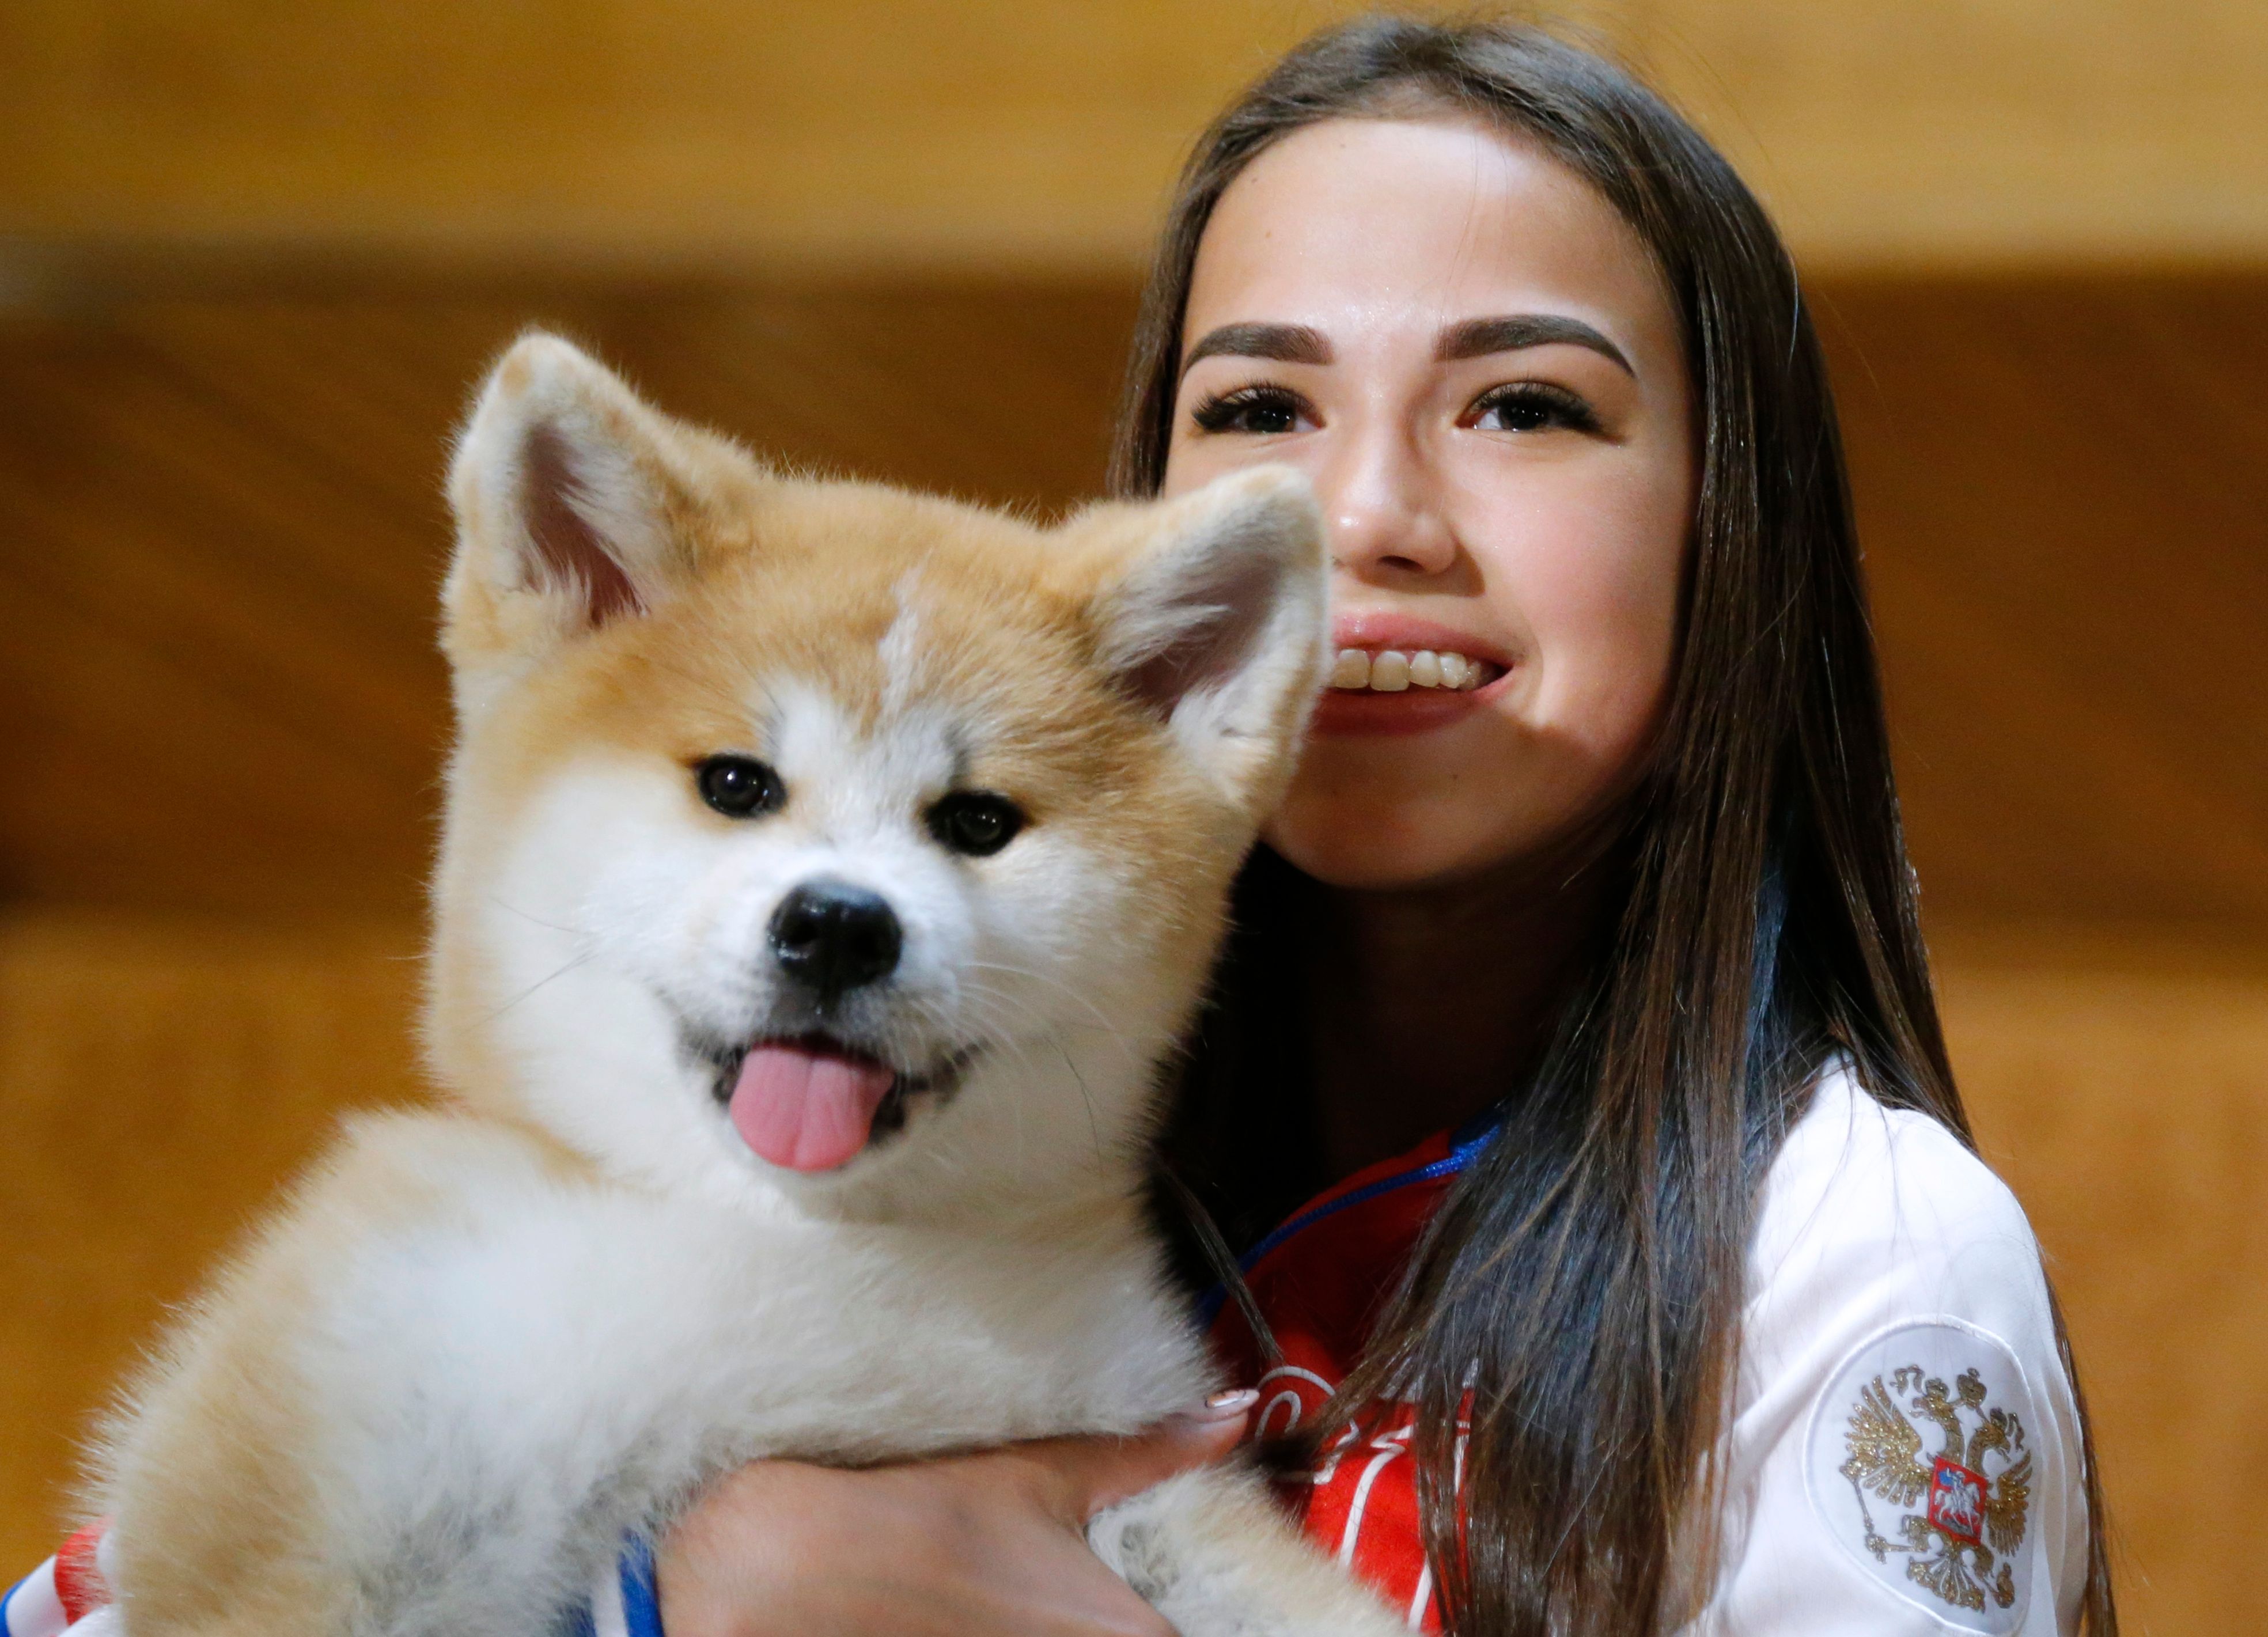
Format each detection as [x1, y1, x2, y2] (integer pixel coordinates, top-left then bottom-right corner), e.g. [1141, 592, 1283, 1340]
[1185, 115, 1676, 370]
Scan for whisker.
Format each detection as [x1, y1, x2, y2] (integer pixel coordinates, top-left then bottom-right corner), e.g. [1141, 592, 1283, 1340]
[1046, 1035, 1107, 1161]
[482, 950, 601, 1025]
[484, 897, 578, 936]
[957, 960, 1141, 1062]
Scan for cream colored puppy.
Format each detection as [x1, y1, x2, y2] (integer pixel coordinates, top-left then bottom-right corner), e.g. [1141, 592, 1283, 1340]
[85, 335, 1404, 1637]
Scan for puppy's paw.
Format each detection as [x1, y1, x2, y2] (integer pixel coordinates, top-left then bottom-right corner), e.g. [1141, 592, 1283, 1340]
[1091, 1468, 1411, 1637]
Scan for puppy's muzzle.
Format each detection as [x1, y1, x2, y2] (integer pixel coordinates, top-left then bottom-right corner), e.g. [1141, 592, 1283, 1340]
[769, 878, 903, 1002]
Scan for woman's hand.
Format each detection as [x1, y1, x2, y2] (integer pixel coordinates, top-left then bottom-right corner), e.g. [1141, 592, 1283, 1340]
[657, 1393, 1259, 1637]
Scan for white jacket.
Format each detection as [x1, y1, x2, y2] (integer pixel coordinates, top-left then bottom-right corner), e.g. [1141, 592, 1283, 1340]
[1685, 1066, 2087, 1635]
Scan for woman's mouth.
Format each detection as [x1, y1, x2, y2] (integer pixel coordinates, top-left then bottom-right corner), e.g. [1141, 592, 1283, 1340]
[1310, 641, 1508, 738]
[1326, 646, 1504, 694]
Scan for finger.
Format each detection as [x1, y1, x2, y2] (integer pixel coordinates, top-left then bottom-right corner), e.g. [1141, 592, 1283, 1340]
[1039, 1390, 1259, 1520]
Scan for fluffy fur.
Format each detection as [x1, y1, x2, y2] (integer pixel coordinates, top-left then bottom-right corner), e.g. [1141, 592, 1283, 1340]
[86, 334, 1405, 1637]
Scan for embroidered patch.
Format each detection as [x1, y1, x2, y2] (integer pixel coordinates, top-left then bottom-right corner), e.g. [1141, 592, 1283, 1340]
[1804, 1320, 2038, 1634]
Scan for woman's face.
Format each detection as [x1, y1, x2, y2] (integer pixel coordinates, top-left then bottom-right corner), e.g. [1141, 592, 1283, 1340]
[1164, 116, 1694, 890]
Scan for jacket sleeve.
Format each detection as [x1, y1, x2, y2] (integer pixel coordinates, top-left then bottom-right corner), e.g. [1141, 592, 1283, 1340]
[1682, 1073, 2088, 1636]
[2, 1524, 119, 1637]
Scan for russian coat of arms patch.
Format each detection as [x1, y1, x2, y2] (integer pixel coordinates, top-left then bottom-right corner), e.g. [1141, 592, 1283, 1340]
[1805, 1320, 2042, 1634]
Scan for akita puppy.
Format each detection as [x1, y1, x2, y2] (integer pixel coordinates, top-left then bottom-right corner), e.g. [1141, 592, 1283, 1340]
[85, 335, 1404, 1637]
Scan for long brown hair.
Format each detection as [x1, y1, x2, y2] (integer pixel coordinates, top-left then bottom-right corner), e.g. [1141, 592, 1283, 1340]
[1121, 18, 2115, 1637]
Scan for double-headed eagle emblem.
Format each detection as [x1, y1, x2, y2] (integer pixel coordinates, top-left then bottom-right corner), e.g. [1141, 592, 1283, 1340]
[1839, 1365, 2032, 1613]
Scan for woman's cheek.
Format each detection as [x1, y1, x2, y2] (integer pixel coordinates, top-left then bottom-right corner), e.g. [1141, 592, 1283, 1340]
[1528, 590, 1677, 760]
[1520, 656, 1672, 835]
[1515, 502, 1683, 750]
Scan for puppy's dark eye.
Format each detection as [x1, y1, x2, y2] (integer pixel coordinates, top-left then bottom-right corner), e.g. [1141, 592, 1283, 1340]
[926, 791, 1025, 857]
[695, 755, 785, 819]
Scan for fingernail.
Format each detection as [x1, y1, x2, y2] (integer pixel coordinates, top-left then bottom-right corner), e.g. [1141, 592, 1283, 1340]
[1198, 1388, 1259, 1418]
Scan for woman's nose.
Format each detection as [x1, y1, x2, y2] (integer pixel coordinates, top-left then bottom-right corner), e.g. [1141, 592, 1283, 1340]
[1319, 429, 1459, 581]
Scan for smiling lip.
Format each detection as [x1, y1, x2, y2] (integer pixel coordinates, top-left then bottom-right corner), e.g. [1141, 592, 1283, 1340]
[1311, 687, 1490, 737]
[1330, 613, 1511, 669]
[1311, 612, 1510, 738]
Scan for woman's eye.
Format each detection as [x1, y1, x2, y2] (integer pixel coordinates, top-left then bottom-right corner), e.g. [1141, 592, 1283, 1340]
[1467, 383, 1601, 435]
[1190, 386, 1310, 437]
[926, 791, 1027, 858]
[695, 755, 786, 819]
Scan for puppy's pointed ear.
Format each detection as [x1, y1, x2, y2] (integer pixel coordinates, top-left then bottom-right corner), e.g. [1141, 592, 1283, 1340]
[445, 332, 716, 682]
[1081, 466, 1329, 810]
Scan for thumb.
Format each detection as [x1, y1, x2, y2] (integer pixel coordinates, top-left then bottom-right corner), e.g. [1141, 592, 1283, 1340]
[1040, 1390, 1260, 1522]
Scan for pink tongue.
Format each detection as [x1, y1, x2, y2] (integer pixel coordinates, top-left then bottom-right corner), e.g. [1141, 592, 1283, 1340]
[729, 1043, 898, 1173]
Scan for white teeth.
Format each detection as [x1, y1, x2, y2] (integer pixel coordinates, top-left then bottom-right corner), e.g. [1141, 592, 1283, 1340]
[1327, 646, 1494, 692]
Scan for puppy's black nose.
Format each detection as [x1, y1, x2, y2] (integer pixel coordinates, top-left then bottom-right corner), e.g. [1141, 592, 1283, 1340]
[770, 880, 903, 998]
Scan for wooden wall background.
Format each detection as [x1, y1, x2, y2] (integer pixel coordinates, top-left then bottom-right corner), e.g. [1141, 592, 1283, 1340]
[3, 5, 2266, 1634]
[8, 0, 2268, 269]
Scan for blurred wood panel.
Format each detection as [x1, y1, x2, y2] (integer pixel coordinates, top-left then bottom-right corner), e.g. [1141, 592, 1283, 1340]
[0, 279, 1137, 914]
[3, 1, 2267, 271]
[1935, 926, 2268, 1637]
[0, 911, 428, 1570]
[2, 908, 2258, 1635]
[1824, 274, 2268, 928]
[3, 271, 2266, 927]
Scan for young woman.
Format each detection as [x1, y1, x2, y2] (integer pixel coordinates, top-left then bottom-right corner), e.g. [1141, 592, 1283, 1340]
[6, 18, 2112, 1637]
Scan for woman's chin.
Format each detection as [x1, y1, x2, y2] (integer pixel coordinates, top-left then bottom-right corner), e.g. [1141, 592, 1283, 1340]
[1264, 801, 1521, 892]
[1270, 727, 1635, 893]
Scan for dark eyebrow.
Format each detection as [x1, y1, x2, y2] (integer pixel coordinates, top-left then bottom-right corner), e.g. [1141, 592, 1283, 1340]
[1435, 314, 1633, 374]
[1179, 321, 1333, 379]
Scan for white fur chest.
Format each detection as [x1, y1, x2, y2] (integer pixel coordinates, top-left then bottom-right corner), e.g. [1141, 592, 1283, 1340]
[288, 1154, 1210, 1579]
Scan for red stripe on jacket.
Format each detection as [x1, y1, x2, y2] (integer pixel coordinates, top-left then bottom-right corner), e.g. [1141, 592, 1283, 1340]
[1209, 1128, 1466, 1630]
